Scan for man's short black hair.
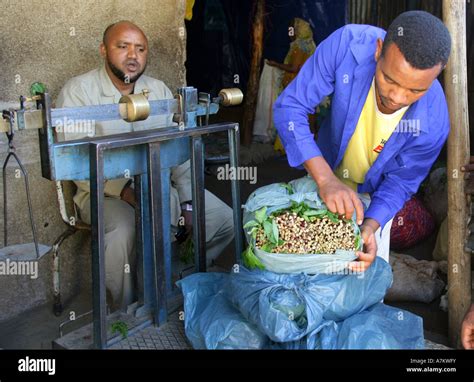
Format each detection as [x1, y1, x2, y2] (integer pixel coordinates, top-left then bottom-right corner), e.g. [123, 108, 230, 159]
[382, 10, 451, 70]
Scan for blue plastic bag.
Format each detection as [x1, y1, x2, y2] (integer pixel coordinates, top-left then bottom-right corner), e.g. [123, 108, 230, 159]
[227, 257, 392, 342]
[318, 303, 425, 349]
[177, 259, 425, 349]
[242, 176, 369, 274]
[274, 303, 425, 350]
[176, 272, 268, 349]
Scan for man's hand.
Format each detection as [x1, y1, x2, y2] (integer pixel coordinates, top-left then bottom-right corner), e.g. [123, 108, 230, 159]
[318, 176, 365, 222]
[348, 219, 378, 272]
[120, 185, 136, 208]
[461, 156, 474, 194]
[304, 156, 364, 223]
[461, 304, 474, 349]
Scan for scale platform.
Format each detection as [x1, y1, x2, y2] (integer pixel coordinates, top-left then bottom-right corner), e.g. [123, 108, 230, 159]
[53, 308, 191, 350]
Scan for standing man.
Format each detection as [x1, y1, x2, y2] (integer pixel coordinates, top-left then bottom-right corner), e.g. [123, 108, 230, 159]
[57, 21, 234, 311]
[274, 11, 451, 271]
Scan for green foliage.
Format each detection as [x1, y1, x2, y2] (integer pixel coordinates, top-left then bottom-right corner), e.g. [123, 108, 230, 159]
[245, 200, 363, 264]
[111, 321, 128, 339]
[281, 183, 294, 194]
[242, 245, 265, 270]
[255, 206, 267, 224]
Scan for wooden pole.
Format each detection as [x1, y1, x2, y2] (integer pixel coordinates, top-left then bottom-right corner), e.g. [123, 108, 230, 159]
[443, 0, 471, 348]
[241, 0, 265, 146]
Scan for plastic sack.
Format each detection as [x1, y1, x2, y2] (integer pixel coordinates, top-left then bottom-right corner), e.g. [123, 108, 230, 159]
[317, 303, 425, 349]
[227, 257, 392, 342]
[177, 258, 425, 349]
[176, 272, 268, 349]
[275, 304, 424, 350]
[242, 176, 368, 274]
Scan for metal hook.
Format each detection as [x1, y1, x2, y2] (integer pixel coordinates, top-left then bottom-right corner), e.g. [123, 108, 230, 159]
[2, 111, 40, 258]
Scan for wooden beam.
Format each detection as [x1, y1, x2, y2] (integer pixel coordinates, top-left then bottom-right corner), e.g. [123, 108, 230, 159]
[443, 0, 471, 348]
[241, 0, 264, 146]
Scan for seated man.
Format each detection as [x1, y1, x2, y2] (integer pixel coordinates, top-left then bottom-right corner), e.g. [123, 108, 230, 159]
[56, 20, 234, 311]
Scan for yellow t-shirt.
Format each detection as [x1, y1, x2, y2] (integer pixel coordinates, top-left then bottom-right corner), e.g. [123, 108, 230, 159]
[335, 78, 408, 191]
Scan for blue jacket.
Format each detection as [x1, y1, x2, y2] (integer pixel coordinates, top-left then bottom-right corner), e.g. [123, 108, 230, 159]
[273, 24, 450, 229]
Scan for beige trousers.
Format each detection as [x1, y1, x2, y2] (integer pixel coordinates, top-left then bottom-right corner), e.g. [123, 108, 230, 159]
[80, 190, 234, 311]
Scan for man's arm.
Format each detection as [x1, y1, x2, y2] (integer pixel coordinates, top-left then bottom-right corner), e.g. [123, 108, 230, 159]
[461, 304, 474, 349]
[273, 26, 365, 224]
[56, 78, 132, 201]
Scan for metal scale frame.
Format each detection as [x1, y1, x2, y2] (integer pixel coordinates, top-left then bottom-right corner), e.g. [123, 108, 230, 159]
[1, 86, 244, 349]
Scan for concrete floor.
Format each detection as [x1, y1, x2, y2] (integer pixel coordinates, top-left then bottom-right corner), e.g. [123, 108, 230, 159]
[0, 150, 454, 349]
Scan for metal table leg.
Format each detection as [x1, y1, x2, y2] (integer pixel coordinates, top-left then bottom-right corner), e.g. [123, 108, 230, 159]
[147, 142, 167, 325]
[190, 136, 206, 272]
[228, 124, 243, 264]
[89, 143, 107, 349]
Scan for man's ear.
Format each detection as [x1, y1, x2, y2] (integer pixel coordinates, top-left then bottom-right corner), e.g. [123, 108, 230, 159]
[99, 42, 106, 58]
[374, 38, 383, 62]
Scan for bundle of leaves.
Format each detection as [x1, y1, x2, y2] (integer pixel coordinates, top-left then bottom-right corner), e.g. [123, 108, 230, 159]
[243, 201, 361, 270]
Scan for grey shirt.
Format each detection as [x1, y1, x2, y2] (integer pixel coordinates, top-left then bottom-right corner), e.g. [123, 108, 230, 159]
[56, 65, 191, 225]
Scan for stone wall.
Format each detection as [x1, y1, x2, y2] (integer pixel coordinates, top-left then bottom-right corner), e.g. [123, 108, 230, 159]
[0, 0, 186, 322]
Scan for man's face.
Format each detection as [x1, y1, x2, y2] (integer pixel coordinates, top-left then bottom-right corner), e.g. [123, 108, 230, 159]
[374, 38, 441, 113]
[100, 24, 148, 84]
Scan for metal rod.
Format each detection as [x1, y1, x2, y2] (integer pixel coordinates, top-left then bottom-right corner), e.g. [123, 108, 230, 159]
[89, 143, 107, 349]
[2, 153, 10, 246]
[52, 225, 76, 316]
[51, 99, 178, 122]
[68, 123, 237, 151]
[17, 153, 40, 259]
[160, 167, 173, 295]
[147, 142, 167, 325]
[190, 136, 206, 272]
[38, 93, 55, 180]
[228, 125, 243, 264]
[134, 174, 154, 318]
[2, 151, 40, 258]
[134, 174, 145, 307]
